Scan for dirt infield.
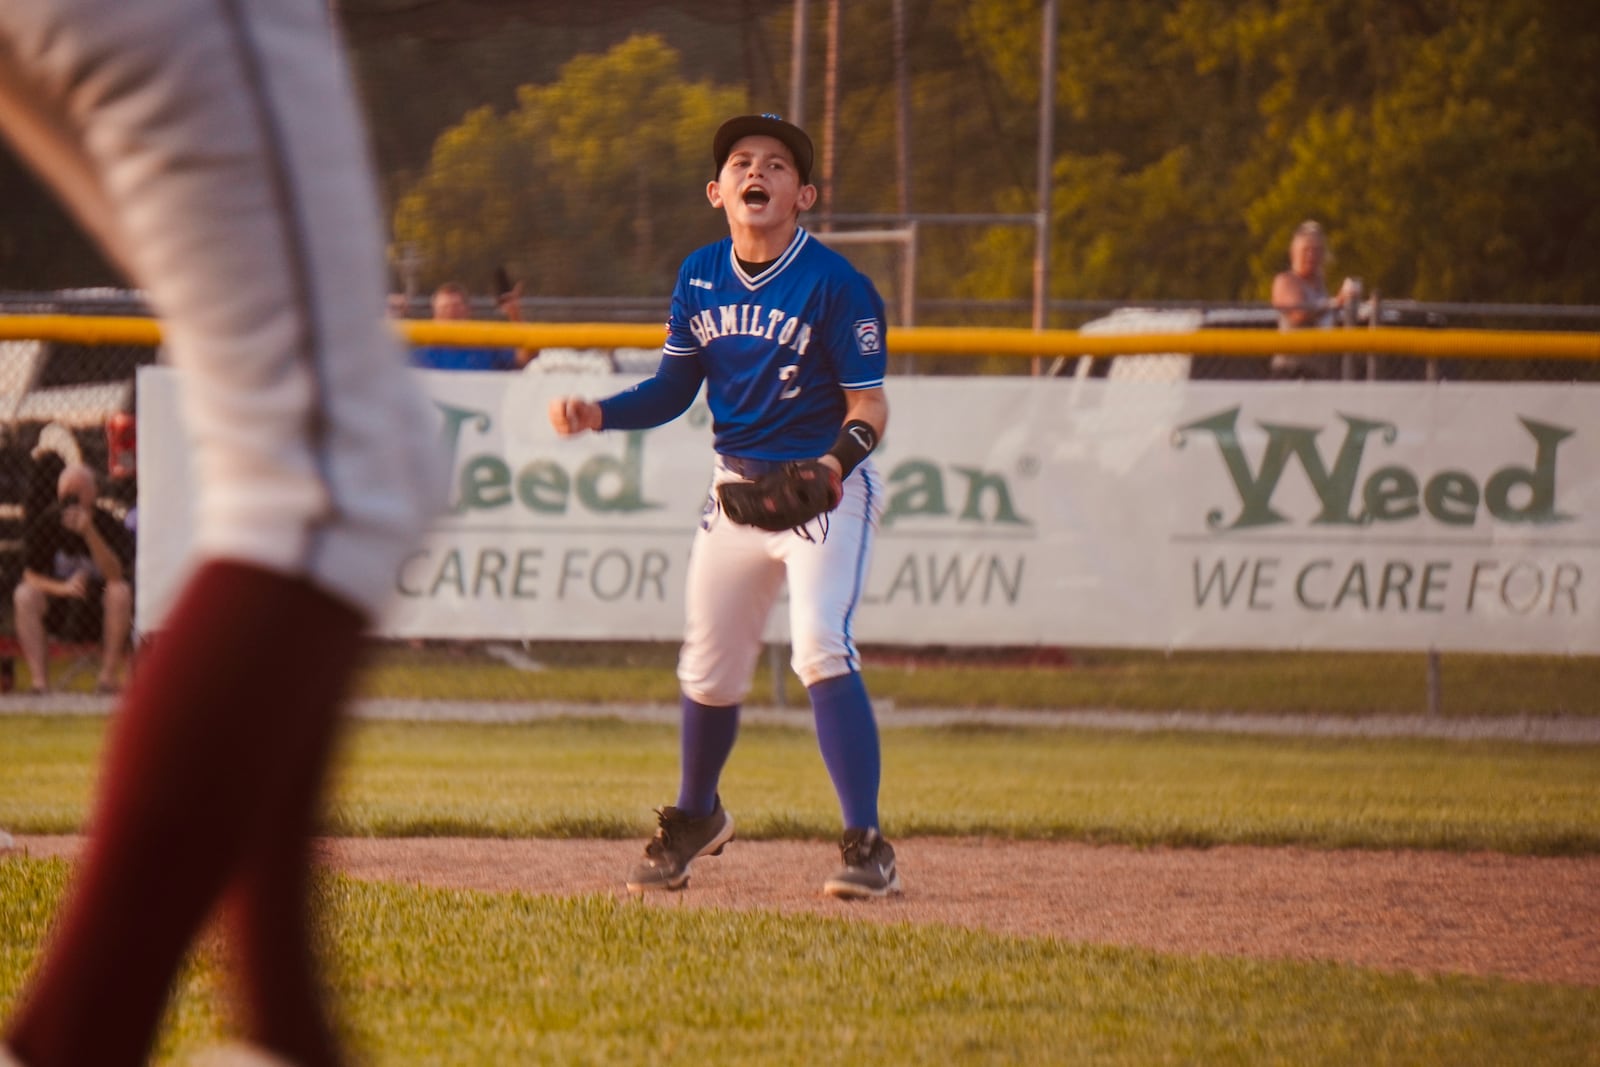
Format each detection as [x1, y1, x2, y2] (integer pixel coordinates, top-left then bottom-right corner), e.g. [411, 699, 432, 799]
[12, 834, 1598, 987]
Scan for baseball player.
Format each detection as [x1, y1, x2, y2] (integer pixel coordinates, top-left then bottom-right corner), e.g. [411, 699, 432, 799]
[0, 2, 442, 1066]
[550, 113, 900, 900]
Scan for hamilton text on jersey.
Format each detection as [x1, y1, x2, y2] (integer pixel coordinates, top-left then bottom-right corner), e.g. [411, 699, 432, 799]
[685, 303, 816, 354]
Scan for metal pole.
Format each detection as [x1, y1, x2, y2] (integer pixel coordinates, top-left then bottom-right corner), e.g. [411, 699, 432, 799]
[893, 0, 912, 220]
[820, 0, 840, 229]
[1367, 289, 1379, 381]
[902, 221, 918, 374]
[788, 0, 808, 128]
[1340, 284, 1358, 380]
[894, 0, 913, 373]
[903, 221, 918, 326]
[394, 242, 423, 311]
[772, 0, 804, 714]
[1032, 0, 1058, 375]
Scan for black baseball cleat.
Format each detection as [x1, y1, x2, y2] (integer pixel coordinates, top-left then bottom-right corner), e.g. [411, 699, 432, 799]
[626, 796, 735, 893]
[823, 827, 902, 899]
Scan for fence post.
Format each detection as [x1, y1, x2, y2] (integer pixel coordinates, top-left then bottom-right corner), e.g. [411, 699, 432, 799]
[1367, 290, 1380, 380]
[1425, 648, 1441, 717]
[1340, 280, 1360, 380]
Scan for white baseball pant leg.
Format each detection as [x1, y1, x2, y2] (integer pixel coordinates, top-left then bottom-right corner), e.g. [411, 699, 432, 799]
[778, 458, 882, 684]
[0, 0, 443, 619]
[677, 458, 882, 705]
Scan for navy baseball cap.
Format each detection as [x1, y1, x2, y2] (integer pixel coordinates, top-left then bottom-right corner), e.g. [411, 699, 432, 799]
[713, 113, 814, 184]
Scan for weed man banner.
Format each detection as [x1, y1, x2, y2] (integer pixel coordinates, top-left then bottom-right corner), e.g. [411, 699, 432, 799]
[137, 367, 1600, 652]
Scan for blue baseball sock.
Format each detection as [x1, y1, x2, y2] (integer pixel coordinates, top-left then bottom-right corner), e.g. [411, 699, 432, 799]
[808, 671, 881, 830]
[676, 695, 739, 817]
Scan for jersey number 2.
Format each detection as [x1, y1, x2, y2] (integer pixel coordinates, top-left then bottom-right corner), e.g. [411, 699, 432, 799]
[778, 364, 800, 399]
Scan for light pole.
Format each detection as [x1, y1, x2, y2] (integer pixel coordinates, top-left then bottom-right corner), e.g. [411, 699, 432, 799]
[1032, 0, 1059, 375]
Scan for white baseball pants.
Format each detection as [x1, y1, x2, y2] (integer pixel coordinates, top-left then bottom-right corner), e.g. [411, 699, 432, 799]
[677, 457, 883, 705]
[0, 0, 442, 618]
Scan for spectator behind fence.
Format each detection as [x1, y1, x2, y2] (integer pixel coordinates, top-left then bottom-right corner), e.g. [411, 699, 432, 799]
[12, 461, 134, 694]
[409, 279, 536, 370]
[1270, 219, 1360, 380]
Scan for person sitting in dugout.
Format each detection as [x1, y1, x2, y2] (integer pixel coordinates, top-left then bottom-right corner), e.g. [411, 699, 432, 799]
[12, 460, 134, 694]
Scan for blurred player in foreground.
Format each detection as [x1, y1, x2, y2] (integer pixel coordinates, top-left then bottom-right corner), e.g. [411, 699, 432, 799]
[0, 2, 443, 1065]
[550, 113, 901, 900]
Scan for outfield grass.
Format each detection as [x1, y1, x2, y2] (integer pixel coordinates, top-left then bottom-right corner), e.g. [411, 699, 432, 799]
[2, 860, 1597, 1066]
[361, 643, 1600, 717]
[21, 643, 1600, 714]
[3, 716, 1596, 853]
[4, 712, 1597, 1064]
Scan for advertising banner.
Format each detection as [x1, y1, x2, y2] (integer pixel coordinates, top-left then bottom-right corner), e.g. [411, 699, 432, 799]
[137, 367, 1600, 652]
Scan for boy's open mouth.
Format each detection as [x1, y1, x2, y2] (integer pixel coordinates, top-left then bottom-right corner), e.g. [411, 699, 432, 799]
[741, 188, 770, 206]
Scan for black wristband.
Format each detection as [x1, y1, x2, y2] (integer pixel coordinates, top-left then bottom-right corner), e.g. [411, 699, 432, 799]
[826, 419, 879, 478]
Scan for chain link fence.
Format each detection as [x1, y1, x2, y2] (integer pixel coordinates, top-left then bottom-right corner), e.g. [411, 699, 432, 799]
[1052, 297, 1600, 383]
[1, 291, 1597, 702]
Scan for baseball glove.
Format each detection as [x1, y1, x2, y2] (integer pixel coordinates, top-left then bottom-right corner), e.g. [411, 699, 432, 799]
[718, 460, 842, 532]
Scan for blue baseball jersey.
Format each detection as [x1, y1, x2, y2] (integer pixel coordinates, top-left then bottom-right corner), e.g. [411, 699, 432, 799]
[663, 228, 887, 460]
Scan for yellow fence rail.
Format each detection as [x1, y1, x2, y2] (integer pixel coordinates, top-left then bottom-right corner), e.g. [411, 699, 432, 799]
[2, 314, 1599, 362]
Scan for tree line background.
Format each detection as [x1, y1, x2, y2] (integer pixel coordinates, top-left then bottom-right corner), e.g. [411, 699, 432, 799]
[2, 0, 1596, 318]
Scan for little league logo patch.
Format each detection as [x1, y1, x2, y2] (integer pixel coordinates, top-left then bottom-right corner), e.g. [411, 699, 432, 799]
[853, 318, 883, 356]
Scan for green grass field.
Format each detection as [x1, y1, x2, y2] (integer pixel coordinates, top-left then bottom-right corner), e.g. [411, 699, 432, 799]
[23, 643, 1600, 716]
[360, 643, 1600, 717]
[3, 716, 1598, 853]
[3, 686, 1599, 1064]
[3, 857, 1597, 1066]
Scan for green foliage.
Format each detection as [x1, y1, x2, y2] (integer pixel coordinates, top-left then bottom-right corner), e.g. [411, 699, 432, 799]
[954, 0, 1262, 302]
[377, 3, 1600, 312]
[11, 4, 1597, 305]
[4, 864, 1599, 1065]
[393, 34, 740, 295]
[952, 0, 1600, 304]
